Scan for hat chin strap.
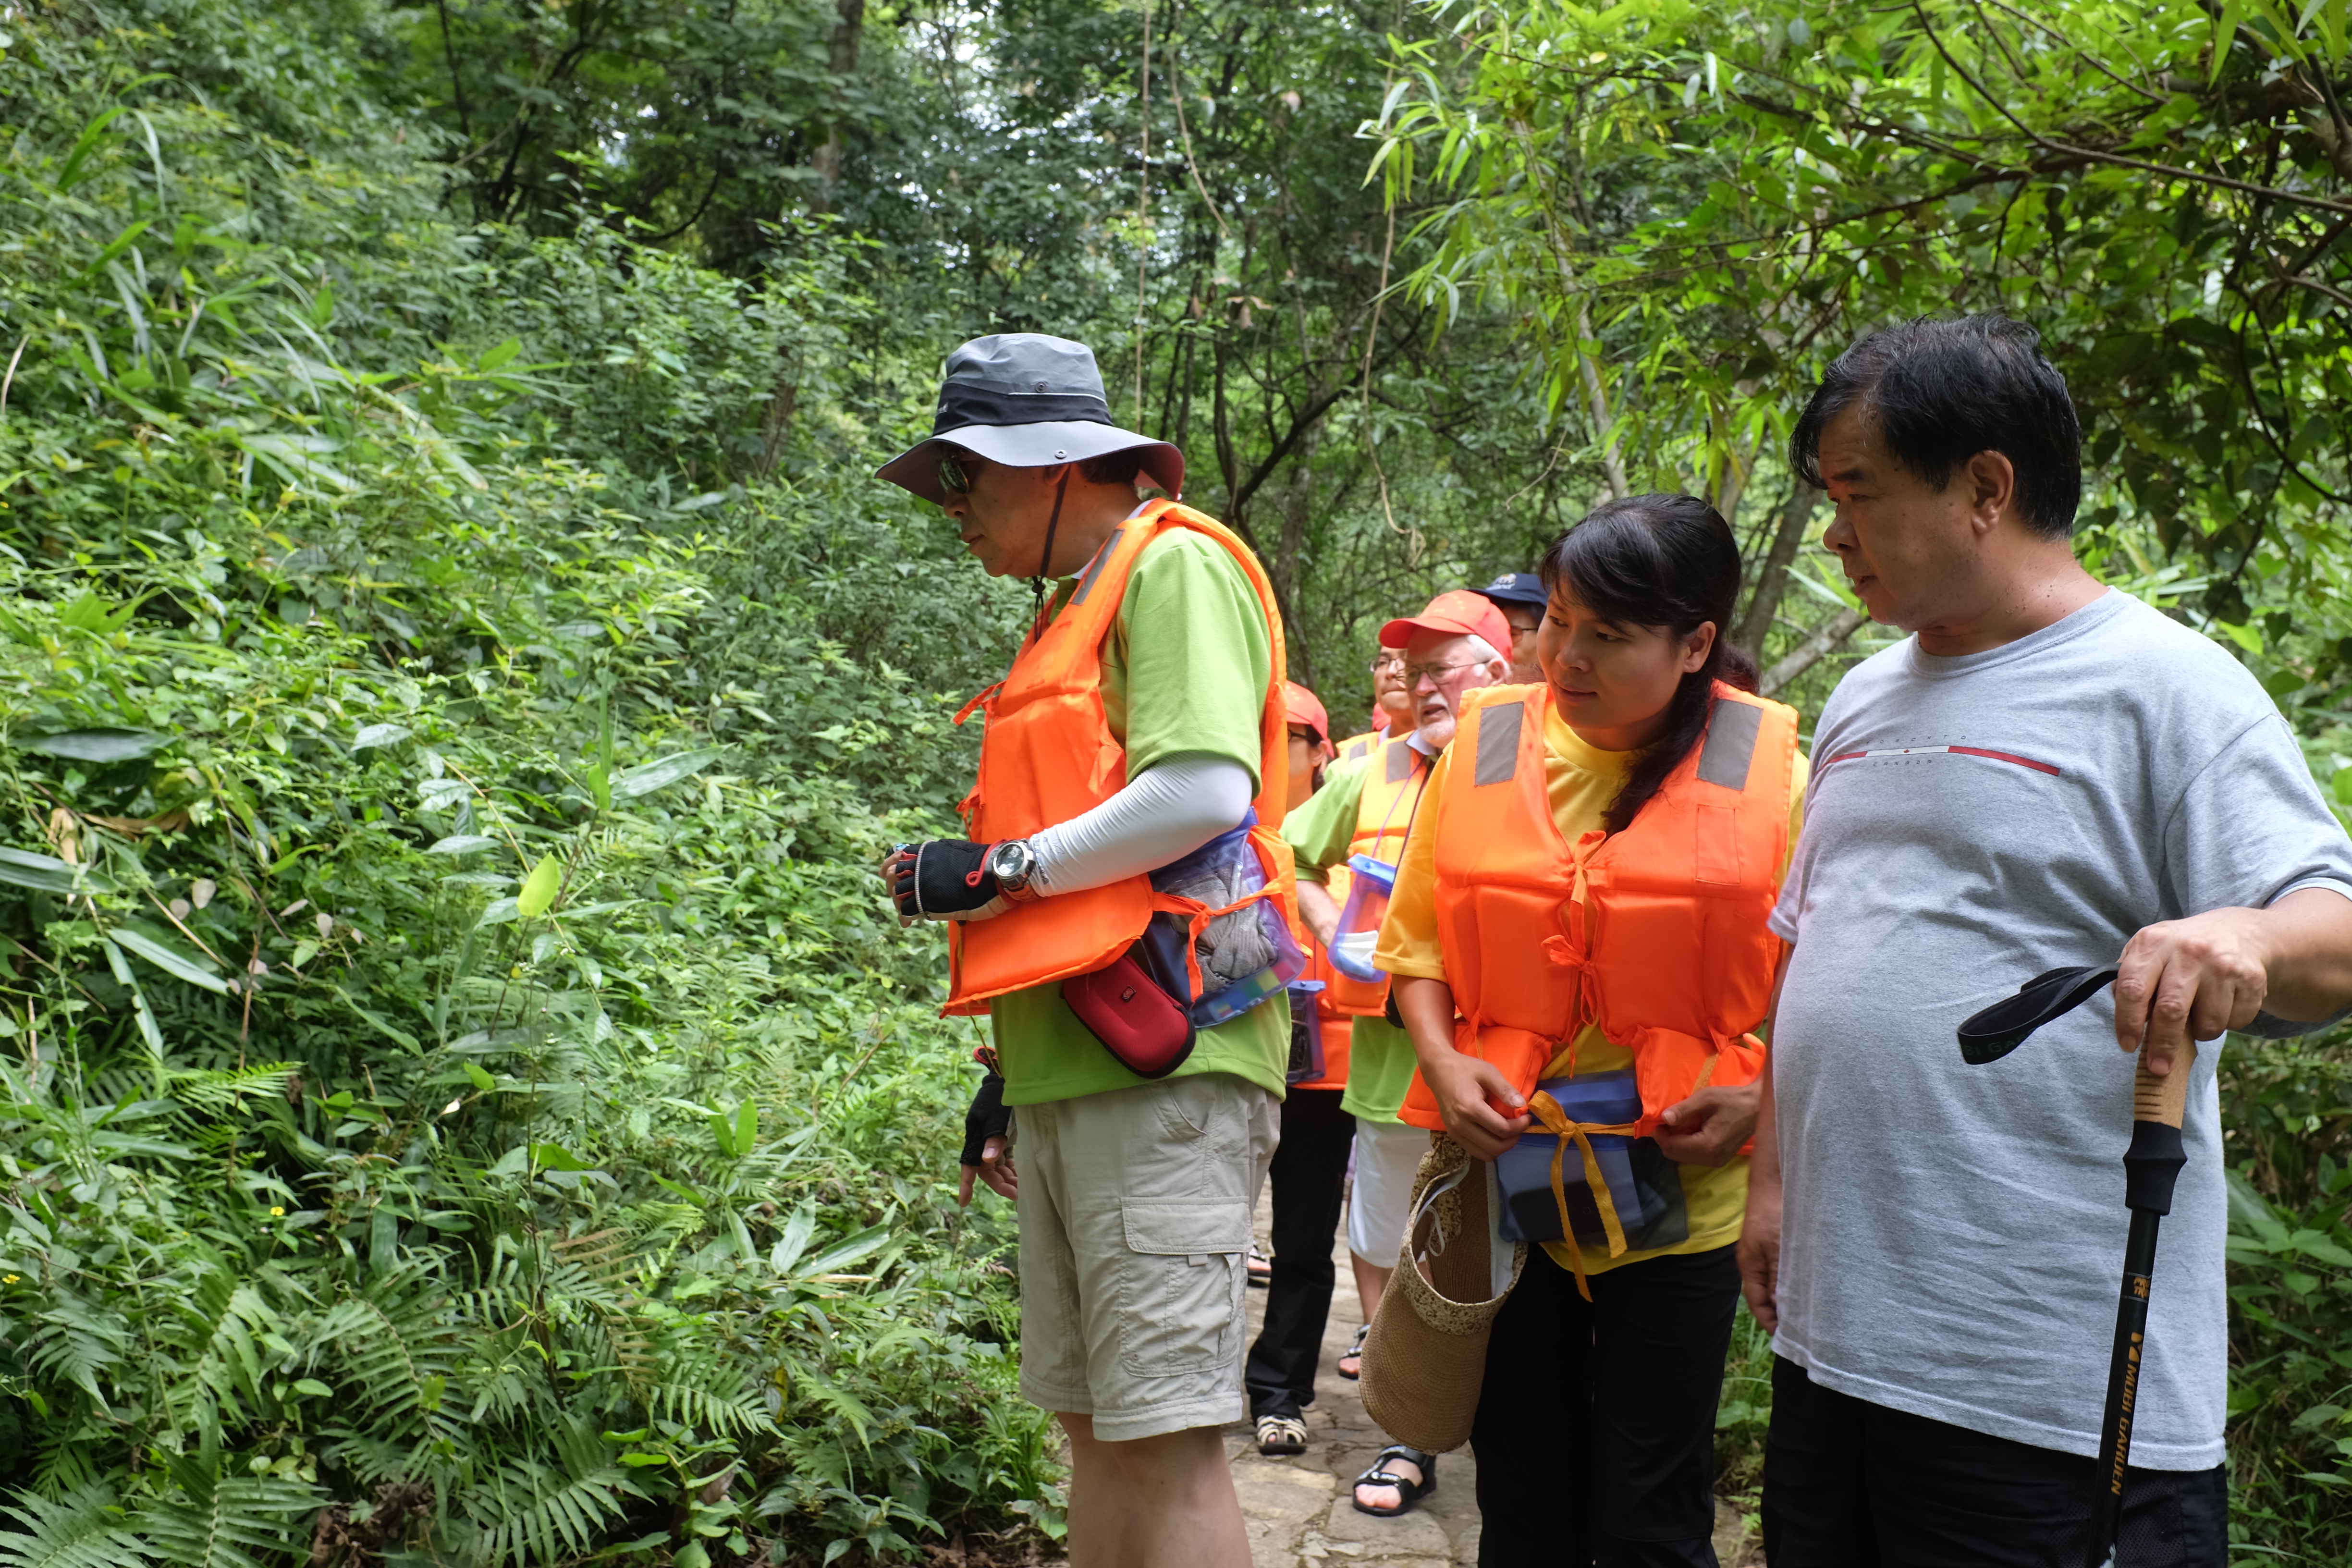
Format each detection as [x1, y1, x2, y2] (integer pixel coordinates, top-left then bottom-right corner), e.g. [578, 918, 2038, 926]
[1027, 466, 1071, 648]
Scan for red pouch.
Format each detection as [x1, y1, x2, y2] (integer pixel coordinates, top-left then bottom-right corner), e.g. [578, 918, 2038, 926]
[1062, 948, 1198, 1079]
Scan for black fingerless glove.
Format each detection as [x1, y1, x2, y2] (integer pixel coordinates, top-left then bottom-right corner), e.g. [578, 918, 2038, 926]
[893, 839, 1000, 919]
[961, 1071, 1009, 1168]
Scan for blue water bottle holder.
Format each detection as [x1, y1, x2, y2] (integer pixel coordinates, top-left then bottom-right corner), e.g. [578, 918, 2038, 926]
[1327, 853, 1398, 982]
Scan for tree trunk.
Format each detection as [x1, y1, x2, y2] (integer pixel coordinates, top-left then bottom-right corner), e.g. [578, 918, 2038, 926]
[1576, 300, 1629, 501]
[1270, 423, 1320, 686]
[1733, 484, 1821, 658]
[810, 0, 866, 209]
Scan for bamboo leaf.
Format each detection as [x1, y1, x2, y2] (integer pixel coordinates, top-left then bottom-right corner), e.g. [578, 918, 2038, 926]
[610, 747, 724, 799]
[17, 728, 167, 762]
[109, 922, 230, 994]
[0, 847, 110, 894]
[796, 1224, 891, 1278]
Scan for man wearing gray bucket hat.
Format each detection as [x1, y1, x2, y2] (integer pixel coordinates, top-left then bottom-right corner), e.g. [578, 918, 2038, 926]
[878, 333, 1298, 1568]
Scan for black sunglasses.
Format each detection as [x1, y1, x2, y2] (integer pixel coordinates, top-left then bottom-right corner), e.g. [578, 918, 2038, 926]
[938, 450, 989, 495]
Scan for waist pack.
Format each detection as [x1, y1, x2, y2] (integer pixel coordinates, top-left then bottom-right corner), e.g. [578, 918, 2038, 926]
[1493, 1071, 1687, 1250]
[1062, 817, 1304, 1077]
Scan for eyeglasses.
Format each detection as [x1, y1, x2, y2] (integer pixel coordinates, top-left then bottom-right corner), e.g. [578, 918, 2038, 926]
[938, 451, 989, 495]
[1403, 659, 1484, 688]
[1368, 652, 1406, 675]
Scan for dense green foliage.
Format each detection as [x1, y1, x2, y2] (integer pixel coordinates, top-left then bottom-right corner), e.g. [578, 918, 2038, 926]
[0, 4, 1056, 1564]
[3, 0, 2352, 1562]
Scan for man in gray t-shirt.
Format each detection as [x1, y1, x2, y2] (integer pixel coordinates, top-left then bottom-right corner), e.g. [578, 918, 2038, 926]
[1744, 316, 2352, 1568]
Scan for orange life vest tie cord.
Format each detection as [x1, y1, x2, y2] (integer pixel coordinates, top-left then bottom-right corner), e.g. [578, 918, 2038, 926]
[1146, 848, 1290, 1001]
[1527, 1089, 1637, 1302]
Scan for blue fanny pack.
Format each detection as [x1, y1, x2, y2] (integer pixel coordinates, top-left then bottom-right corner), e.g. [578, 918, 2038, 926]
[1494, 1071, 1685, 1249]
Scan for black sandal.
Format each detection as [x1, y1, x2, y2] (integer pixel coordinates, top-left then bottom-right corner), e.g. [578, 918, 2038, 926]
[1351, 1444, 1436, 1517]
[1336, 1322, 1369, 1381]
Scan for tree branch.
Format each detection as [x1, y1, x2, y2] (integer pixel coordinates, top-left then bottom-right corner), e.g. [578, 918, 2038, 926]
[1761, 606, 1868, 697]
[1911, 0, 2352, 219]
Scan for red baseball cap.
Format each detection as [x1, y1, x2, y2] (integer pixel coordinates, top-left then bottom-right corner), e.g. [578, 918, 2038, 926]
[1379, 589, 1514, 658]
[1282, 681, 1334, 753]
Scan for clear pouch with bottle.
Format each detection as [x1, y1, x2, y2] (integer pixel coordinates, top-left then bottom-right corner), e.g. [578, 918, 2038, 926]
[1327, 852, 1398, 982]
[1143, 818, 1306, 1028]
[1284, 980, 1327, 1083]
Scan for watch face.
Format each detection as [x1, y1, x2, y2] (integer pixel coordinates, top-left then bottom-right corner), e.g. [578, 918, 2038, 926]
[989, 843, 1029, 884]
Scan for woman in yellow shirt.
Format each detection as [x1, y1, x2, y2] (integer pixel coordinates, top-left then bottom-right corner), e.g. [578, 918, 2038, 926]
[1372, 494, 1807, 1562]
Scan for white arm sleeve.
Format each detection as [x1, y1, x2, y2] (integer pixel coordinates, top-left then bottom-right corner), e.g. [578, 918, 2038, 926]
[1026, 753, 1255, 896]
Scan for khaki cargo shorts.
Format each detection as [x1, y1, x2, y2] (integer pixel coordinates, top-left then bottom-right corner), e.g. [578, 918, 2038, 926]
[1010, 1072, 1279, 1441]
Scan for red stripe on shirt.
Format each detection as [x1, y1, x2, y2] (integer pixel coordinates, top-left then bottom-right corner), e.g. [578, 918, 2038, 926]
[1946, 746, 2062, 775]
[1823, 745, 2061, 776]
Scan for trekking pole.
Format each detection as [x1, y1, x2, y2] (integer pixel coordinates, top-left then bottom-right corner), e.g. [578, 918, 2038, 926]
[1956, 964, 2192, 1568]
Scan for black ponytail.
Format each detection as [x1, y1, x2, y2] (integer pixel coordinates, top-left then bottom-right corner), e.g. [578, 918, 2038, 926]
[1538, 493, 1750, 834]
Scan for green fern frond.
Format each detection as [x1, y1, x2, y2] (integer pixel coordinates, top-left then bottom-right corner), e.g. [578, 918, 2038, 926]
[0, 1481, 148, 1568]
[163, 1062, 298, 1115]
[643, 1373, 772, 1437]
[24, 1294, 129, 1410]
[160, 1269, 275, 1448]
[130, 1463, 317, 1568]
[454, 1433, 641, 1568]
[27, 1432, 109, 1503]
[320, 1263, 461, 1432]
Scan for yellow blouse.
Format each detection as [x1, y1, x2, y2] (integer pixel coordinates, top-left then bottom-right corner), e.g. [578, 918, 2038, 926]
[1375, 701, 1809, 1276]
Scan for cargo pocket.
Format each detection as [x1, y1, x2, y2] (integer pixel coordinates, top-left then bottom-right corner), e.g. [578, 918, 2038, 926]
[1116, 1200, 1252, 1374]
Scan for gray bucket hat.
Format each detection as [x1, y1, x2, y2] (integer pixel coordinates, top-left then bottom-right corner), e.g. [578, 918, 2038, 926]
[876, 333, 1184, 504]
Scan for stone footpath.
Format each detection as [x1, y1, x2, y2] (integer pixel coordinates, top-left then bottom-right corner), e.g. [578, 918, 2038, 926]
[1218, 1186, 1760, 1568]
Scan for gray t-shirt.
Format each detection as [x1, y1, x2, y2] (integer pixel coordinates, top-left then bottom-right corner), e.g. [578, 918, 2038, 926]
[1769, 588, 2352, 1468]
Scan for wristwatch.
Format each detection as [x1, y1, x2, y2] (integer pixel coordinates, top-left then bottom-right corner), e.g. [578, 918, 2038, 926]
[987, 839, 1042, 904]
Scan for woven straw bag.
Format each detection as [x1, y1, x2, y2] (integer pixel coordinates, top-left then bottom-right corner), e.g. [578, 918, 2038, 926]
[1358, 1133, 1527, 1453]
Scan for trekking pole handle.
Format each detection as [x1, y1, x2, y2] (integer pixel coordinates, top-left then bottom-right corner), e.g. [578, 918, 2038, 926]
[2131, 1038, 2196, 1130]
[2122, 1038, 2195, 1216]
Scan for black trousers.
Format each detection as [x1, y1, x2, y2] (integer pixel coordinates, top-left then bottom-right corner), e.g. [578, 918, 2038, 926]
[1473, 1243, 1740, 1568]
[1763, 1355, 2227, 1568]
[1243, 1087, 1354, 1421]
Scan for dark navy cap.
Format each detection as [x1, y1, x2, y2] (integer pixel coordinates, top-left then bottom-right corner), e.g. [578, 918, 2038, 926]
[1470, 571, 1548, 610]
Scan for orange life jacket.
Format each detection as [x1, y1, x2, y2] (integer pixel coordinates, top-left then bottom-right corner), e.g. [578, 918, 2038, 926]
[1396, 681, 1796, 1137]
[1334, 727, 1383, 765]
[945, 500, 1294, 1015]
[1323, 732, 1434, 1017]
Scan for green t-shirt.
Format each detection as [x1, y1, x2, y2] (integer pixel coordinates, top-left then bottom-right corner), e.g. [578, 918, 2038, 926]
[992, 525, 1287, 1106]
[1279, 751, 1419, 1125]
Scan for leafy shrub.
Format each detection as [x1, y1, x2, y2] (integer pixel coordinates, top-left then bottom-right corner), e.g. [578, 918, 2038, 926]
[2221, 1033, 2352, 1561]
[0, 5, 1054, 1564]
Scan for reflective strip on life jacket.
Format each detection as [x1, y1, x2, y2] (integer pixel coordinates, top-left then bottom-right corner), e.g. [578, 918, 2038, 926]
[944, 500, 1294, 1015]
[1397, 681, 1794, 1136]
